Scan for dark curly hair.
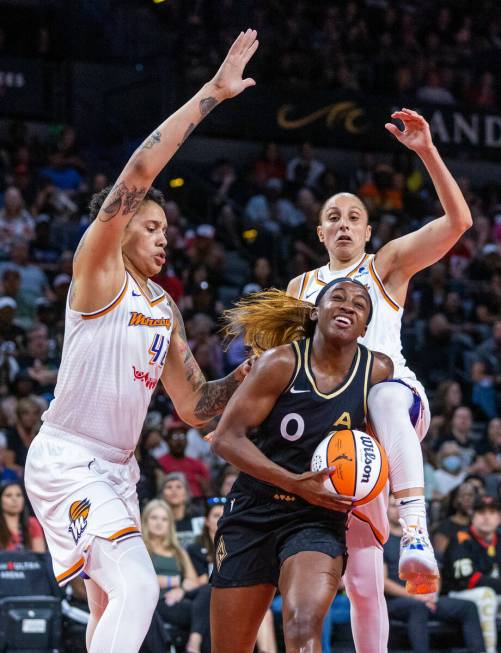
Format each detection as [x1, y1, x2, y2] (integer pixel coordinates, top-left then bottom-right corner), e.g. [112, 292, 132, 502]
[0, 481, 33, 550]
[88, 185, 168, 222]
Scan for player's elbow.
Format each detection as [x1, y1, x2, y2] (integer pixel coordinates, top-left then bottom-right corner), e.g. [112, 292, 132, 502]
[457, 208, 473, 233]
[211, 430, 236, 459]
[126, 152, 154, 184]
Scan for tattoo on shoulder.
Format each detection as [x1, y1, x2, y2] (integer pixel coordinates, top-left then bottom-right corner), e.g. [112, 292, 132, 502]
[142, 130, 161, 150]
[99, 181, 147, 222]
[177, 123, 196, 149]
[199, 97, 218, 117]
[194, 373, 239, 421]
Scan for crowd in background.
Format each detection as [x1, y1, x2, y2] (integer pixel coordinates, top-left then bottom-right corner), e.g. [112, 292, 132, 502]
[2, 0, 501, 108]
[0, 113, 500, 652]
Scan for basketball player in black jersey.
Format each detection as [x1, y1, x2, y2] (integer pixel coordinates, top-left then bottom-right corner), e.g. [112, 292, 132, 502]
[209, 278, 393, 653]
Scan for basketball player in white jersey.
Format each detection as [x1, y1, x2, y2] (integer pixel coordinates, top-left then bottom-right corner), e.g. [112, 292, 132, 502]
[24, 30, 259, 653]
[287, 109, 472, 653]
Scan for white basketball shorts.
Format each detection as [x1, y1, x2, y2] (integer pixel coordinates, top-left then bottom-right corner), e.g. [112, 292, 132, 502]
[25, 423, 141, 586]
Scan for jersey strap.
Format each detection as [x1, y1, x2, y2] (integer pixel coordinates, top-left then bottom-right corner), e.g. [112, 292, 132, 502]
[80, 275, 128, 321]
[368, 257, 400, 312]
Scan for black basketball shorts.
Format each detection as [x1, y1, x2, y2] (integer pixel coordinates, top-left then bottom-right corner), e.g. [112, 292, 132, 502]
[211, 477, 347, 588]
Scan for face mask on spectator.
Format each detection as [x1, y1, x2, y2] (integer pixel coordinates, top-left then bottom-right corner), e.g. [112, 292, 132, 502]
[442, 454, 463, 473]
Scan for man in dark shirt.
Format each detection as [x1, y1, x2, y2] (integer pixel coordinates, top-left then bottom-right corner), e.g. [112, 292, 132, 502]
[384, 497, 485, 653]
[442, 495, 501, 593]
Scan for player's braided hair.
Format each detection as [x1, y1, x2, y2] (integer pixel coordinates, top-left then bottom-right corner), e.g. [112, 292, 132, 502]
[222, 289, 315, 356]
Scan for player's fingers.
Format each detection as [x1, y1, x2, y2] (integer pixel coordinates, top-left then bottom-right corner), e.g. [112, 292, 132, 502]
[385, 123, 402, 139]
[242, 38, 259, 65]
[241, 28, 257, 51]
[241, 77, 256, 90]
[204, 431, 215, 443]
[228, 31, 245, 55]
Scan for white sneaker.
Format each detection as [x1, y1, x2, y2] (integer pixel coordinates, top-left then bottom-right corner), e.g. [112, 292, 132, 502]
[398, 518, 440, 594]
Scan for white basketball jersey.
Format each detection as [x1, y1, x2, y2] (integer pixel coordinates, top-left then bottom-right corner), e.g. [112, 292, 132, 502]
[295, 253, 416, 383]
[43, 271, 173, 450]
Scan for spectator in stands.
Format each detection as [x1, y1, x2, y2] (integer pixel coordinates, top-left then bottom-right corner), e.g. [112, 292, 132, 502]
[430, 380, 463, 441]
[416, 69, 456, 105]
[158, 421, 211, 500]
[384, 497, 485, 653]
[286, 142, 325, 190]
[0, 431, 19, 482]
[416, 313, 465, 389]
[0, 187, 34, 257]
[17, 324, 59, 400]
[436, 406, 479, 465]
[218, 464, 239, 496]
[5, 397, 41, 467]
[432, 482, 475, 557]
[0, 295, 25, 351]
[432, 441, 469, 499]
[160, 473, 204, 548]
[136, 427, 166, 508]
[253, 142, 286, 184]
[479, 417, 501, 489]
[0, 238, 49, 325]
[0, 481, 45, 551]
[244, 177, 300, 235]
[442, 495, 501, 653]
[141, 500, 199, 647]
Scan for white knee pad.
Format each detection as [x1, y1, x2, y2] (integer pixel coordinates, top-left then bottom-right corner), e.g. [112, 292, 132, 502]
[368, 382, 424, 492]
[86, 536, 159, 653]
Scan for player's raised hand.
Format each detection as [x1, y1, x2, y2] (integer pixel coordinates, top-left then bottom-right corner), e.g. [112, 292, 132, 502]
[210, 29, 259, 100]
[385, 108, 434, 154]
[290, 468, 354, 512]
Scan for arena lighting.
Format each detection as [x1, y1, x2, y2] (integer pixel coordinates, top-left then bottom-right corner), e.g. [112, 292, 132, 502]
[169, 177, 184, 188]
[152, 0, 167, 4]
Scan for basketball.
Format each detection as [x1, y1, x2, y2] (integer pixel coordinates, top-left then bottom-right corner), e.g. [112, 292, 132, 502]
[311, 429, 388, 506]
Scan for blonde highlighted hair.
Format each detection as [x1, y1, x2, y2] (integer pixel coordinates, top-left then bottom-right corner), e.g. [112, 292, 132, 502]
[223, 289, 315, 356]
[141, 499, 190, 574]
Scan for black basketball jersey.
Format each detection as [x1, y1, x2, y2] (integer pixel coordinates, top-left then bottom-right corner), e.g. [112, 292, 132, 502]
[250, 337, 374, 476]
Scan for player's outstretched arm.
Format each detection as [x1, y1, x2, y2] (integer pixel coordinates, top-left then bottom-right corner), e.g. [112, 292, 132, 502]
[377, 108, 472, 285]
[72, 30, 259, 305]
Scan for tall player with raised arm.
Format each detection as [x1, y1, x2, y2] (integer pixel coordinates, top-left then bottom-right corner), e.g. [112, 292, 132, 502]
[287, 109, 472, 653]
[25, 31, 259, 653]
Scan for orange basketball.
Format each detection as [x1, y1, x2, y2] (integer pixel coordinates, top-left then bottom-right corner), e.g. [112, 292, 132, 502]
[311, 429, 388, 506]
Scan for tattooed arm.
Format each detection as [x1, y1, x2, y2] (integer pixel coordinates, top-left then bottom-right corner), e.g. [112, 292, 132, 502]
[161, 298, 250, 426]
[71, 30, 258, 313]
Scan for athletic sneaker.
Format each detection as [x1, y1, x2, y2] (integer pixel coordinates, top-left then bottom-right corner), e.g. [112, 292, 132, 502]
[398, 519, 440, 594]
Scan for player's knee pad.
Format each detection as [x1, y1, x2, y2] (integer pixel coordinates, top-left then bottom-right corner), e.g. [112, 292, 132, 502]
[368, 381, 413, 418]
[87, 536, 159, 619]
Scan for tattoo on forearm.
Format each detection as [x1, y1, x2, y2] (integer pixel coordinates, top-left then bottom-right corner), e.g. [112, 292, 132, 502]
[100, 181, 147, 222]
[142, 130, 161, 150]
[177, 123, 196, 148]
[194, 373, 240, 421]
[169, 295, 206, 393]
[199, 97, 218, 117]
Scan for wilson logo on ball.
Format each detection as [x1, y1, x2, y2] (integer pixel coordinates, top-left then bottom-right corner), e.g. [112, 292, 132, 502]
[311, 429, 388, 506]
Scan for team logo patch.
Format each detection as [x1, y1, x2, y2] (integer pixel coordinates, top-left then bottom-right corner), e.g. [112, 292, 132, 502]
[216, 536, 228, 572]
[68, 498, 91, 544]
[132, 365, 158, 390]
[128, 312, 171, 328]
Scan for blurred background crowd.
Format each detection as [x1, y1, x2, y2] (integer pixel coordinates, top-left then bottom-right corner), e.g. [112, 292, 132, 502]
[1, 1, 501, 652]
